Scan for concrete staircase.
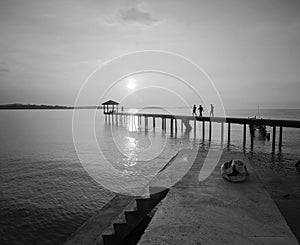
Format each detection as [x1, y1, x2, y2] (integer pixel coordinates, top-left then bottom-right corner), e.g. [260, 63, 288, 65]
[99, 187, 169, 245]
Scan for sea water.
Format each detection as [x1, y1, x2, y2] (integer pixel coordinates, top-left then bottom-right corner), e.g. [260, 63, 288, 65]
[0, 109, 299, 244]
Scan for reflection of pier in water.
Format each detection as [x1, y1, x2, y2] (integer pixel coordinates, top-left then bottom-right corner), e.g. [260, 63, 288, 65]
[104, 111, 300, 154]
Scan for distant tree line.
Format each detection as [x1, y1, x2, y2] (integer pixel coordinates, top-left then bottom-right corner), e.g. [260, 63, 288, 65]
[0, 104, 105, 110]
[0, 103, 72, 109]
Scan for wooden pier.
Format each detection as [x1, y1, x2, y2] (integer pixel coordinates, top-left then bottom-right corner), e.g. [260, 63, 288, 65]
[104, 111, 300, 154]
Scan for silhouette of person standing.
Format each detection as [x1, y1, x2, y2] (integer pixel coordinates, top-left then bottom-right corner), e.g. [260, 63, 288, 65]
[192, 105, 197, 116]
[198, 105, 204, 117]
[210, 104, 214, 117]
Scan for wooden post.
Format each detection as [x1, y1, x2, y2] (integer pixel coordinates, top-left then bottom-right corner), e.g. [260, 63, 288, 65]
[243, 124, 246, 148]
[171, 118, 174, 133]
[272, 126, 276, 153]
[209, 121, 212, 141]
[250, 124, 254, 149]
[153, 117, 155, 129]
[202, 121, 205, 141]
[162, 118, 166, 131]
[279, 126, 283, 152]
[181, 119, 183, 133]
[135, 115, 138, 128]
[221, 122, 224, 145]
[145, 116, 148, 130]
[175, 119, 177, 133]
[227, 123, 231, 144]
[165, 118, 167, 131]
[194, 118, 196, 137]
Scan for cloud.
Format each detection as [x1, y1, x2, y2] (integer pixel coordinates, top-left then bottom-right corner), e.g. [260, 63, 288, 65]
[121, 7, 159, 25]
[0, 67, 9, 73]
[105, 7, 159, 26]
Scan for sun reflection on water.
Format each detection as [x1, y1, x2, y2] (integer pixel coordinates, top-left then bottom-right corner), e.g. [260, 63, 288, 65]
[123, 136, 138, 167]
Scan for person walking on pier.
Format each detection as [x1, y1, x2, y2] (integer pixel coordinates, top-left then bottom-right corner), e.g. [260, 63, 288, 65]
[198, 104, 204, 117]
[192, 105, 197, 117]
[210, 104, 214, 117]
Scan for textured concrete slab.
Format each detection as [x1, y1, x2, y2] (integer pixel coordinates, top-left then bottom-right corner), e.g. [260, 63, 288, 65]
[138, 150, 298, 245]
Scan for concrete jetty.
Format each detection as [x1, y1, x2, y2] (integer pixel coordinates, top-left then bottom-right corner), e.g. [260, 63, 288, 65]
[138, 151, 298, 245]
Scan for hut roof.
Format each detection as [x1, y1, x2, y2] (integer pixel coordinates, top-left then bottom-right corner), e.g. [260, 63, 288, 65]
[101, 100, 119, 105]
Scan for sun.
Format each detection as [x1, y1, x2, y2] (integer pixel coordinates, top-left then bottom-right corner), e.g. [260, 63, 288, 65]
[127, 78, 136, 90]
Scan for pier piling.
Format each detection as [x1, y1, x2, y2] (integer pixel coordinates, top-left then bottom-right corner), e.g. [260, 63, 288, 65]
[279, 126, 283, 152]
[162, 118, 166, 131]
[181, 120, 183, 133]
[153, 117, 155, 129]
[103, 111, 300, 154]
[221, 122, 224, 145]
[209, 121, 212, 141]
[272, 126, 276, 153]
[250, 130, 254, 149]
[202, 121, 205, 141]
[243, 124, 246, 148]
[145, 116, 148, 130]
[227, 123, 231, 144]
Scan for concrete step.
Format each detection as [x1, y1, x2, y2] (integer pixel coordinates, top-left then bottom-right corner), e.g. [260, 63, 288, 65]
[101, 188, 169, 245]
[101, 234, 116, 245]
[136, 198, 155, 211]
[124, 210, 143, 224]
[113, 223, 130, 238]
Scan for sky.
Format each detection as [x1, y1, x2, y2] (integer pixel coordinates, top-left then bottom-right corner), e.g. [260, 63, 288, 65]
[0, 0, 300, 109]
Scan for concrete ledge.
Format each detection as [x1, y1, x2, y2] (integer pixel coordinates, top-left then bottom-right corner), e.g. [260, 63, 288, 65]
[138, 151, 298, 245]
[64, 195, 134, 245]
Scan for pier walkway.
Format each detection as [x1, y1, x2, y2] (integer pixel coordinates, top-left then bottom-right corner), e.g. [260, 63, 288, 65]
[138, 150, 298, 245]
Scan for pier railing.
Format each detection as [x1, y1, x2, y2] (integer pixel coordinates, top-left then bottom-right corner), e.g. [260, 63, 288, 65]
[105, 112, 300, 154]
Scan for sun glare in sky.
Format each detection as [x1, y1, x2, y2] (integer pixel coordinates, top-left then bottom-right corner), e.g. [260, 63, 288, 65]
[127, 78, 136, 90]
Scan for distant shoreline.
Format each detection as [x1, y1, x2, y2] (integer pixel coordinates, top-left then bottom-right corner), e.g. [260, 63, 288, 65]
[0, 104, 102, 110]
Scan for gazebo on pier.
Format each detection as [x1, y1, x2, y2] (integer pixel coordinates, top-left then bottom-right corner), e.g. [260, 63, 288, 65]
[101, 100, 119, 114]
